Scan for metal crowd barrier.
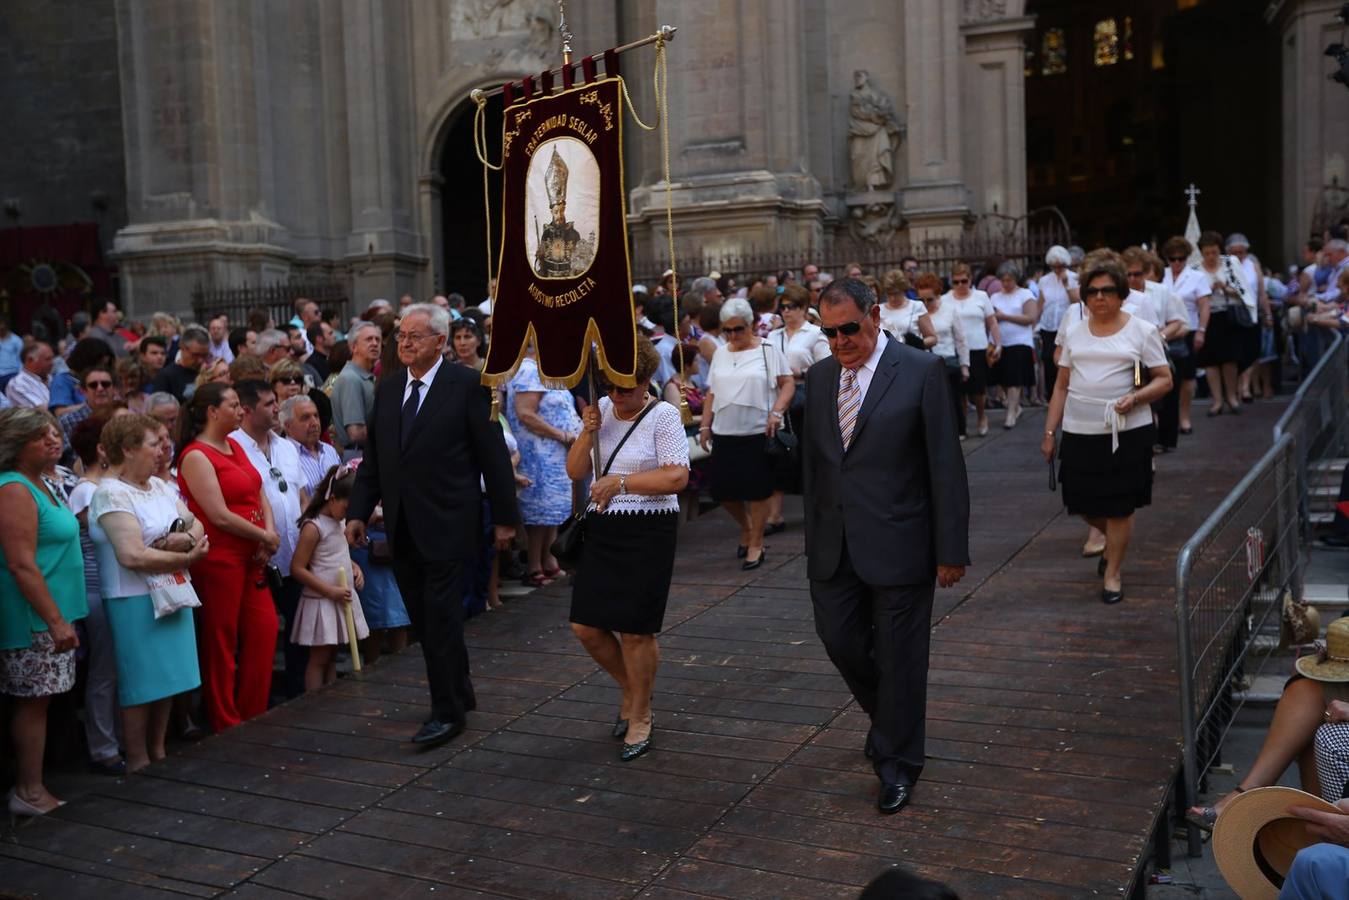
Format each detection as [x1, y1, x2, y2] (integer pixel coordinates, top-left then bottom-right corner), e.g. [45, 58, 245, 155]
[1273, 330, 1348, 539]
[1175, 434, 1301, 856]
[1175, 327, 1347, 856]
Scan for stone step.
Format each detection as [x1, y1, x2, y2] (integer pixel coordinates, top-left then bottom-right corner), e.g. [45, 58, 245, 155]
[1308, 458, 1347, 475]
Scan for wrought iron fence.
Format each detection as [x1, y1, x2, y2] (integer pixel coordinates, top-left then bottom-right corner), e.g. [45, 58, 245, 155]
[1273, 331, 1348, 539]
[1174, 434, 1301, 856]
[631, 216, 1072, 285]
[190, 280, 349, 329]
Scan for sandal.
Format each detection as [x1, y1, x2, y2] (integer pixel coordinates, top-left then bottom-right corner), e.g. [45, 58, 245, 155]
[1185, 786, 1244, 833]
[542, 566, 567, 580]
[522, 571, 553, 588]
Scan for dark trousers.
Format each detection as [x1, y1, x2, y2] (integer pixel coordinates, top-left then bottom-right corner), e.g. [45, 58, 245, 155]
[393, 517, 474, 723]
[271, 575, 308, 699]
[810, 541, 934, 786]
[1039, 330, 1058, 396]
[1154, 382, 1180, 448]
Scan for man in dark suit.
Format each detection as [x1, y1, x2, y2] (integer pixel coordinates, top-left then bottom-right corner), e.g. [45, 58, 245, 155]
[802, 278, 970, 814]
[347, 304, 519, 746]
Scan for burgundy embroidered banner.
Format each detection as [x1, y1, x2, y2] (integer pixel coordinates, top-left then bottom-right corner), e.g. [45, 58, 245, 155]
[483, 76, 637, 389]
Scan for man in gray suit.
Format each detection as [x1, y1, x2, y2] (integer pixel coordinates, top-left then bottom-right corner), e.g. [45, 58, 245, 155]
[802, 277, 970, 814]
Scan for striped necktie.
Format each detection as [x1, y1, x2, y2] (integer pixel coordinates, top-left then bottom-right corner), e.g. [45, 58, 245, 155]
[838, 367, 861, 450]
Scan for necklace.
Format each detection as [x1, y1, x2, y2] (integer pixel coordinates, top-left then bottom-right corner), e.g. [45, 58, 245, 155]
[613, 398, 651, 422]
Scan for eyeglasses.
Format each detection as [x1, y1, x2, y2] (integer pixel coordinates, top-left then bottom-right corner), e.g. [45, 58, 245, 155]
[1125, 270, 1145, 278]
[951, 278, 970, 285]
[394, 331, 432, 344]
[821, 318, 866, 338]
[723, 325, 748, 334]
[85, 380, 114, 389]
[1082, 286, 1121, 299]
[274, 376, 301, 386]
[268, 466, 289, 493]
[903, 266, 919, 273]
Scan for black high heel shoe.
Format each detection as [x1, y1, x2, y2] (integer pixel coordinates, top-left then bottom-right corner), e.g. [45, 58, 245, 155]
[736, 545, 748, 559]
[1101, 588, 1124, 605]
[620, 715, 654, 761]
[611, 714, 628, 740]
[742, 550, 764, 571]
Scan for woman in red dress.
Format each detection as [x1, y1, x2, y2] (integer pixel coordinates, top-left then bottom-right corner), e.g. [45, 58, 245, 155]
[176, 383, 280, 731]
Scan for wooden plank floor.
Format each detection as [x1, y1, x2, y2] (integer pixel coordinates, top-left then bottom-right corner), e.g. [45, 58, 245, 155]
[1, 400, 1288, 898]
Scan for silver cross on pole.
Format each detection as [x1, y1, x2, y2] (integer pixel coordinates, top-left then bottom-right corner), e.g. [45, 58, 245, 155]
[1185, 182, 1201, 209]
[558, 0, 574, 65]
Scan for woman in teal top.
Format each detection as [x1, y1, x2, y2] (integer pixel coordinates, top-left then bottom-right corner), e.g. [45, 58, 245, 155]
[0, 407, 87, 820]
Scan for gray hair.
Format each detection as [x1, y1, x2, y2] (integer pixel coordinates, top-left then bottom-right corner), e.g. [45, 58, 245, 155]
[691, 276, 718, 298]
[0, 407, 59, 470]
[995, 261, 1023, 282]
[279, 394, 317, 426]
[819, 277, 877, 314]
[719, 297, 755, 325]
[180, 324, 209, 347]
[146, 391, 179, 412]
[255, 329, 289, 356]
[1225, 232, 1250, 250]
[1044, 245, 1072, 267]
[348, 320, 381, 342]
[1328, 239, 1349, 255]
[1068, 245, 1086, 265]
[402, 302, 451, 337]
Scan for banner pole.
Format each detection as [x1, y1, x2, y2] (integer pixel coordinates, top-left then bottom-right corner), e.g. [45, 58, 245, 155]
[474, 25, 677, 101]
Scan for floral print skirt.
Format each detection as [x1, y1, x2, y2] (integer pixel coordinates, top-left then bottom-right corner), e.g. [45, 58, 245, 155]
[0, 631, 77, 698]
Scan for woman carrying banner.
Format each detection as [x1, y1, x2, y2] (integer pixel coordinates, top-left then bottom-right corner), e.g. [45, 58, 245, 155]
[699, 298, 794, 570]
[566, 337, 689, 761]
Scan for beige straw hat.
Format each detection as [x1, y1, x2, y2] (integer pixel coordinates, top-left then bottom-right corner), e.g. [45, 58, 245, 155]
[1294, 617, 1349, 683]
[1212, 786, 1340, 899]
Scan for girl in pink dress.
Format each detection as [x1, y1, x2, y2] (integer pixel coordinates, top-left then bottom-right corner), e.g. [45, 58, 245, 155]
[290, 463, 368, 690]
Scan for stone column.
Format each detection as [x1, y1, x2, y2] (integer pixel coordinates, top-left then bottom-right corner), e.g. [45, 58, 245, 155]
[1270, 0, 1349, 263]
[960, 4, 1034, 221]
[898, 0, 971, 240]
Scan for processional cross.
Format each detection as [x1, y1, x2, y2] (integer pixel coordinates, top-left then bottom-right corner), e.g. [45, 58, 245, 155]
[1185, 183, 1201, 209]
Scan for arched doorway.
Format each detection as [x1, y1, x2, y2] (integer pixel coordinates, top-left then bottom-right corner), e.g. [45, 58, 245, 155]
[437, 93, 505, 305]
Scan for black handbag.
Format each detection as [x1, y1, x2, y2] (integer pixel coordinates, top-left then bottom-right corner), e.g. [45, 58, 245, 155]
[550, 399, 660, 567]
[761, 346, 799, 461]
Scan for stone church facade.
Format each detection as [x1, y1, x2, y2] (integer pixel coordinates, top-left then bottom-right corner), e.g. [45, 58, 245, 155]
[2, 0, 1345, 317]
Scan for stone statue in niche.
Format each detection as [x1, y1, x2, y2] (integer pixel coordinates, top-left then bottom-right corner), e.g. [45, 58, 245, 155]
[848, 70, 905, 192]
[848, 202, 902, 245]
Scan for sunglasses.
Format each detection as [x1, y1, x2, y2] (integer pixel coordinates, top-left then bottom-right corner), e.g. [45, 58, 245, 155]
[821, 319, 866, 339]
[723, 325, 748, 334]
[951, 278, 970, 285]
[1126, 270, 1145, 278]
[268, 466, 288, 493]
[1082, 286, 1121, 299]
[85, 379, 114, 389]
[607, 383, 642, 396]
[274, 376, 301, 385]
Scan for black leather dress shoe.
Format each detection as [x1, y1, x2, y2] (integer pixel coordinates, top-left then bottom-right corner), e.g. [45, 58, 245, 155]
[411, 719, 464, 746]
[878, 782, 911, 814]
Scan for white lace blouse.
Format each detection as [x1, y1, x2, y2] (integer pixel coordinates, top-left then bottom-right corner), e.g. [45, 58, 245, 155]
[591, 397, 690, 516]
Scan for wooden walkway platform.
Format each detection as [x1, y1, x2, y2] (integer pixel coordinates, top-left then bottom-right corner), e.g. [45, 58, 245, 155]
[1, 400, 1288, 898]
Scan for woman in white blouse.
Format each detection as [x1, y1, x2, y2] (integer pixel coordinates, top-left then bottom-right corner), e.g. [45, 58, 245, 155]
[1042, 256, 1172, 605]
[89, 414, 207, 772]
[947, 262, 1002, 437]
[989, 262, 1040, 430]
[1161, 235, 1212, 434]
[1036, 246, 1079, 396]
[566, 337, 690, 762]
[918, 273, 970, 439]
[699, 298, 794, 570]
[877, 269, 936, 350]
[764, 285, 830, 533]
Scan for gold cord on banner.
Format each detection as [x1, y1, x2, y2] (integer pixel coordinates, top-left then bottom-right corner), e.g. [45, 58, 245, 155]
[623, 37, 689, 425]
[471, 88, 503, 422]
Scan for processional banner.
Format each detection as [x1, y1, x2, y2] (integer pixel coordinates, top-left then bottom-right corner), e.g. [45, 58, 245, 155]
[483, 75, 637, 389]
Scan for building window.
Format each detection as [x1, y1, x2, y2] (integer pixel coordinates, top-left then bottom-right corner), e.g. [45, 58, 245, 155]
[1041, 28, 1067, 76]
[1094, 18, 1120, 67]
[1123, 16, 1134, 61]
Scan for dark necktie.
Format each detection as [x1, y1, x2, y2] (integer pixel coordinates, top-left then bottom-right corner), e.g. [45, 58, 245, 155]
[401, 379, 423, 448]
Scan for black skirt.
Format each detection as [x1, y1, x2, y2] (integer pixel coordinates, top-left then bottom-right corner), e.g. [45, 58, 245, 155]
[1058, 424, 1156, 518]
[1197, 310, 1240, 367]
[964, 350, 991, 395]
[1170, 333, 1197, 381]
[570, 511, 678, 634]
[994, 344, 1036, 388]
[709, 433, 774, 501]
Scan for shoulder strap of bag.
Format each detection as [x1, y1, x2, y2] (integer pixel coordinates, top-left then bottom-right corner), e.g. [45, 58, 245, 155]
[599, 398, 659, 477]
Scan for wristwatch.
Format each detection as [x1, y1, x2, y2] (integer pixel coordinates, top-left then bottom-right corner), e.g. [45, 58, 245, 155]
[618, 474, 628, 495]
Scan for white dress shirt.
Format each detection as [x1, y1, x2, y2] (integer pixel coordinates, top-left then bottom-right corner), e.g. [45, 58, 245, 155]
[230, 427, 304, 576]
[403, 354, 443, 415]
[845, 331, 891, 409]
